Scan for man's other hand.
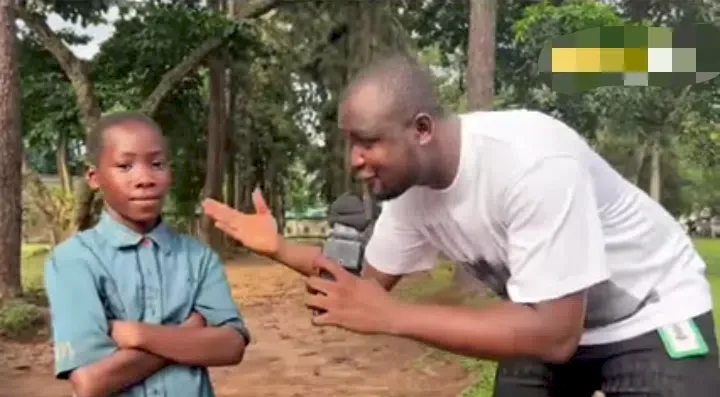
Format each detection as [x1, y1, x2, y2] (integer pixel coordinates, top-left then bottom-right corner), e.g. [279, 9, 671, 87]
[305, 255, 403, 335]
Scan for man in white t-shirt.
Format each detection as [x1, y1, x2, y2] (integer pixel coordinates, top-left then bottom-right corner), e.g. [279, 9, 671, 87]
[203, 54, 718, 396]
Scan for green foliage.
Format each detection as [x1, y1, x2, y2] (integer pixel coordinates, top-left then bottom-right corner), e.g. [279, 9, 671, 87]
[0, 299, 44, 339]
[93, 3, 256, 107]
[19, 34, 84, 175]
[513, 0, 624, 44]
[30, 0, 116, 26]
[461, 360, 496, 397]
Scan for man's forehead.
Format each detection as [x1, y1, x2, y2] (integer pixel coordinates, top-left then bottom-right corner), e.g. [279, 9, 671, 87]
[339, 83, 392, 127]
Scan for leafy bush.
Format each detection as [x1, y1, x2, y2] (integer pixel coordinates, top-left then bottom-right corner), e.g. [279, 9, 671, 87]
[0, 299, 45, 339]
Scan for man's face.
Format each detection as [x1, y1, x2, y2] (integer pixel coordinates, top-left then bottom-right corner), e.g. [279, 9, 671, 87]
[339, 84, 432, 201]
[87, 121, 172, 231]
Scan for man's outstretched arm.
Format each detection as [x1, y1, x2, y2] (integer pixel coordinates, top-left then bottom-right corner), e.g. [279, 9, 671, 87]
[202, 194, 403, 290]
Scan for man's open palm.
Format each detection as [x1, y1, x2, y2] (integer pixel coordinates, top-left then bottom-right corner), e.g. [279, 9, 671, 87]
[202, 189, 281, 256]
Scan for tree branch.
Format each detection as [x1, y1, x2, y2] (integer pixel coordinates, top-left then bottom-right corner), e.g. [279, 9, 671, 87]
[14, 6, 102, 132]
[142, 0, 304, 116]
[233, 0, 303, 19]
[141, 35, 229, 116]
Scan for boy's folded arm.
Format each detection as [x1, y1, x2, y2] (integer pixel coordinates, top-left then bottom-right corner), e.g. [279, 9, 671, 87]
[134, 246, 251, 367]
[44, 253, 168, 397]
[69, 349, 167, 397]
[132, 322, 247, 366]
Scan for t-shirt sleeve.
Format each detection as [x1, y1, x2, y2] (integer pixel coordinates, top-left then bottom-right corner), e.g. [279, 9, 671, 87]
[502, 156, 611, 303]
[364, 200, 438, 275]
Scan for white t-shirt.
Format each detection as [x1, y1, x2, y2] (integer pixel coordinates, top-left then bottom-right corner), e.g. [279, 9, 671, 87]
[365, 109, 713, 345]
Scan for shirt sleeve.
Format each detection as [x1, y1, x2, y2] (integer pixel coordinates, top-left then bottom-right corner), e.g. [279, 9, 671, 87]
[364, 200, 439, 275]
[193, 249, 251, 344]
[44, 252, 118, 379]
[502, 156, 611, 303]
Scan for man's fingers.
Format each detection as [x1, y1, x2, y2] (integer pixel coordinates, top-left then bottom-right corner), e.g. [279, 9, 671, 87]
[203, 198, 239, 221]
[213, 220, 237, 234]
[312, 255, 349, 281]
[305, 293, 331, 312]
[252, 188, 271, 214]
[306, 275, 337, 295]
[311, 311, 332, 327]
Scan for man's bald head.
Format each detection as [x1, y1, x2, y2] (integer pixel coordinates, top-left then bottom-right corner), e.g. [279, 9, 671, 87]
[338, 53, 451, 202]
[340, 53, 445, 124]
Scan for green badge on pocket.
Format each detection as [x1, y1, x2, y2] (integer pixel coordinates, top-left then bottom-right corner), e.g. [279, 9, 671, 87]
[657, 319, 709, 359]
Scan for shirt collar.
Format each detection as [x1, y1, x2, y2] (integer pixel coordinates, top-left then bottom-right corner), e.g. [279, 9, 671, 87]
[95, 211, 174, 254]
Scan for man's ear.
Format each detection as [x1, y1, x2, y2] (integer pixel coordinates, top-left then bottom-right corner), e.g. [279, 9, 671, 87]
[413, 113, 434, 146]
[86, 167, 99, 190]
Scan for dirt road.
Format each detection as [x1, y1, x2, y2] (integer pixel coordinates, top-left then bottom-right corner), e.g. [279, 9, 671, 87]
[0, 257, 476, 397]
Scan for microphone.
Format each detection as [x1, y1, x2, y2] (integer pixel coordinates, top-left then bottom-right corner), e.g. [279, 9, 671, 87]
[313, 192, 370, 315]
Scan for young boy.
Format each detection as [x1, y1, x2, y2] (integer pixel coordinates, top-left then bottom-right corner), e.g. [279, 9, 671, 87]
[44, 112, 250, 397]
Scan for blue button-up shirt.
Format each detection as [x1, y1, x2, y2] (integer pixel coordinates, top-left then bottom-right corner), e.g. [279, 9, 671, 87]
[45, 211, 250, 397]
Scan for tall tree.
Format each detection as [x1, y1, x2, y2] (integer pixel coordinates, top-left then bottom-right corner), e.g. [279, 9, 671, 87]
[199, 0, 229, 248]
[466, 0, 497, 110]
[0, 0, 23, 299]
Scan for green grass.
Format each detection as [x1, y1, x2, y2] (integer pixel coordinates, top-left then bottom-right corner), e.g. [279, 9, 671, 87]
[0, 244, 50, 339]
[695, 238, 720, 340]
[21, 244, 50, 294]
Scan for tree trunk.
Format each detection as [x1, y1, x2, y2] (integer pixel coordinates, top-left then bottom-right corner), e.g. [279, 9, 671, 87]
[466, 0, 497, 111]
[57, 129, 72, 194]
[455, 0, 497, 292]
[0, 0, 23, 300]
[198, 58, 227, 248]
[629, 142, 647, 186]
[199, 0, 228, 249]
[649, 139, 662, 202]
[224, 64, 238, 207]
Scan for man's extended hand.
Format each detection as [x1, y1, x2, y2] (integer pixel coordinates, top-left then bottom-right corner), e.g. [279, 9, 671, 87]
[202, 189, 281, 256]
[305, 256, 403, 335]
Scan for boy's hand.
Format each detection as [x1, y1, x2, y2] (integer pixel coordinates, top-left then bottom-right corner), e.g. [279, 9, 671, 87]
[202, 189, 281, 257]
[110, 321, 143, 349]
[181, 312, 207, 328]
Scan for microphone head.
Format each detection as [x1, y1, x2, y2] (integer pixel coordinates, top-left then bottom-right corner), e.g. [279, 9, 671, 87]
[327, 192, 371, 232]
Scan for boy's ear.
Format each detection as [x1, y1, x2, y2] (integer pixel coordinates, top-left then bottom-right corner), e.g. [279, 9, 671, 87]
[86, 167, 99, 190]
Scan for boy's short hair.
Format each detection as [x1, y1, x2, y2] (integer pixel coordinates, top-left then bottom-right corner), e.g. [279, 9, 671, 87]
[86, 111, 165, 167]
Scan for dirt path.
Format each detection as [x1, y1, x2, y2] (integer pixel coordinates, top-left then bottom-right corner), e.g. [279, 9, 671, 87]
[0, 257, 476, 397]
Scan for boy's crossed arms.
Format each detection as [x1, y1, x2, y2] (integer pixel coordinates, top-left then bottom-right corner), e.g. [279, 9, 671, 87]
[45, 244, 249, 397]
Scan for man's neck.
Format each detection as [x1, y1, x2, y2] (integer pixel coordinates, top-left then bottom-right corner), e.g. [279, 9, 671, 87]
[425, 115, 462, 190]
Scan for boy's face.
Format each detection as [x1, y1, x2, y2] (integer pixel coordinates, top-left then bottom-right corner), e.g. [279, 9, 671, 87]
[87, 121, 172, 230]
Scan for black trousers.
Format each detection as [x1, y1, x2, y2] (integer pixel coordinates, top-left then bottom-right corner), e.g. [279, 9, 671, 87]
[493, 311, 720, 397]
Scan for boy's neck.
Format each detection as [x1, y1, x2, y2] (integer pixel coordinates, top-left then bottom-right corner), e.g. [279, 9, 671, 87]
[104, 207, 162, 235]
